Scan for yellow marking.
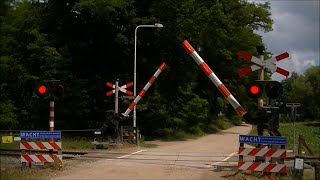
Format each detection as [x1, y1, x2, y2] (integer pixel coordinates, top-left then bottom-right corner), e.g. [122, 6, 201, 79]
[2, 136, 13, 143]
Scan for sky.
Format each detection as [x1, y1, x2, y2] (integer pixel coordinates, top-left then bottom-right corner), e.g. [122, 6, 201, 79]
[252, 0, 319, 81]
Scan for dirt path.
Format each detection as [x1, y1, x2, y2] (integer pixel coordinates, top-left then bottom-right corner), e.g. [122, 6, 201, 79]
[52, 123, 252, 180]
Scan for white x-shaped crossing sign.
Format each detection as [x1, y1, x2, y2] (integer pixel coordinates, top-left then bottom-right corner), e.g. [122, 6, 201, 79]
[238, 51, 290, 77]
[106, 82, 133, 96]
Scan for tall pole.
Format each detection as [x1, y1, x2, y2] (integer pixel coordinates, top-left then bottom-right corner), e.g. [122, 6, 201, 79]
[292, 106, 296, 152]
[256, 46, 265, 163]
[258, 54, 264, 107]
[115, 79, 119, 114]
[256, 46, 265, 108]
[133, 23, 163, 130]
[134, 27, 137, 128]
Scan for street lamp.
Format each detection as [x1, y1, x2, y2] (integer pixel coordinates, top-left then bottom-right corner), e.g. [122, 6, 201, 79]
[133, 23, 163, 129]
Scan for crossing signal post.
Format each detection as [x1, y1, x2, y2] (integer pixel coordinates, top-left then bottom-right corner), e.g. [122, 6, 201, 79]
[36, 80, 64, 99]
[265, 81, 283, 99]
[36, 80, 64, 143]
[248, 80, 283, 100]
[247, 80, 283, 156]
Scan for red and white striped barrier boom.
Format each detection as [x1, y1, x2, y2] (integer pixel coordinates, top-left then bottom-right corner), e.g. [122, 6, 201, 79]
[20, 141, 62, 150]
[182, 40, 247, 117]
[122, 62, 166, 117]
[21, 154, 62, 163]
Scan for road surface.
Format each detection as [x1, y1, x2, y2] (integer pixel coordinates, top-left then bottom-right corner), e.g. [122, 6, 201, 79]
[52, 123, 252, 180]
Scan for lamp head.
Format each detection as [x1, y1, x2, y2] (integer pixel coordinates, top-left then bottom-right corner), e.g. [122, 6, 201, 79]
[154, 23, 163, 28]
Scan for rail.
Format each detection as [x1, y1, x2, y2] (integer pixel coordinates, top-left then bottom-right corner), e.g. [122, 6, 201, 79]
[0, 148, 87, 159]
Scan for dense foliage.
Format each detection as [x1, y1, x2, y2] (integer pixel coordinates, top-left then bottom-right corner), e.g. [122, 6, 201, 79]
[281, 67, 320, 121]
[6, 0, 315, 138]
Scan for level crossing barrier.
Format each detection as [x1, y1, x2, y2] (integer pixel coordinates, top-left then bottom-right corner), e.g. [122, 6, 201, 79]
[238, 135, 287, 174]
[20, 131, 62, 168]
[122, 62, 166, 117]
[182, 40, 247, 117]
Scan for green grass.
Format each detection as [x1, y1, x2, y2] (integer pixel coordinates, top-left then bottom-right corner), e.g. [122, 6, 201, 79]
[0, 163, 63, 180]
[139, 142, 158, 148]
[158, 118, 237, 141]
[250, 122, 320, 156]
[0, 141, 19, 149]
[279, 122, 320, 156]
[61, 138, 94, 150]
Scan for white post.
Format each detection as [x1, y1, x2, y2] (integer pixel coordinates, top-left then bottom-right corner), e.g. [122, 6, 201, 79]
[258, 54, 264, 108]
[255, 45, 265, 108]
[115, 79, 119, 114]
[134, 27, 137, 128]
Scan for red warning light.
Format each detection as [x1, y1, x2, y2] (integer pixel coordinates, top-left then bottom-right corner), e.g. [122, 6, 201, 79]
[38, 85, 47, 94]
[250, 85, 260, 95]
[248, 82, 263, 98]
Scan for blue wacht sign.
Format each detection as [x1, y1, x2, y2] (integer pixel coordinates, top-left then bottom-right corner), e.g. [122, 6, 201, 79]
[20, 131, 61, 139]
[239, 135, 286, 145]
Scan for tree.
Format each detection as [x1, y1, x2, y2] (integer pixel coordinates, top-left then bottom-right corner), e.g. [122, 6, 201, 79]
[282, 66, 320, 120]
[0, 0, 275, 137]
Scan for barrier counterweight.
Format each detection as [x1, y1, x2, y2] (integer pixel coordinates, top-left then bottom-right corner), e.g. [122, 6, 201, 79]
[182, 40, 247, 116]
[122, 62, 166, 117]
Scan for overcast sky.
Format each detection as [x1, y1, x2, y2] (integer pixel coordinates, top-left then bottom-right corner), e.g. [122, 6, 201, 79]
[252, 0, 319, 81]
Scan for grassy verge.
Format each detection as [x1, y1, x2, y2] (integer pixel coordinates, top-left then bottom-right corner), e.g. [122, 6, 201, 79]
[158, 117, 238, 141]
[279, 122, 320, 156]
[249, 122, 320, 156]
[0, 141, 19, 149]
[61, 138, 94, 150]
[0, 162, 62, 180]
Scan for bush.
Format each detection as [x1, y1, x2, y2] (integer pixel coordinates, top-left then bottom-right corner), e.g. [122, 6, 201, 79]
[159, 128, 188, 141]
[279, 114, 291, 123]
[188, 126, 204, 136]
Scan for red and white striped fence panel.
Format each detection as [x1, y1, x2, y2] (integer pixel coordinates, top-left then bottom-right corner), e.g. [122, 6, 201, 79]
[238, 146, 286, 173]
[21, 154, 62, 163]
[239, 147, 286, 158]
[238, 162, 286, 173]
[122, 62, 166, 117]
[20, 141, 62, 150]
[238, 51, 289, 77]
[182, 40, 247, 117]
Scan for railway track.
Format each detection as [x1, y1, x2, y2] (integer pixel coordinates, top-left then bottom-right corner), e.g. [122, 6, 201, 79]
[0, 148, 238, 162]
[0, 148, 88, 159]
[1, 148, 318, 167]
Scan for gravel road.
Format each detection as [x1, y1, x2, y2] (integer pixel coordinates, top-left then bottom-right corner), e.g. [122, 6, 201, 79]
[52, 123, 252, 180]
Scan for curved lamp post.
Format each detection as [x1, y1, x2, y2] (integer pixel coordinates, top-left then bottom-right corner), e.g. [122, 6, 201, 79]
[133, 23, 163, 129]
